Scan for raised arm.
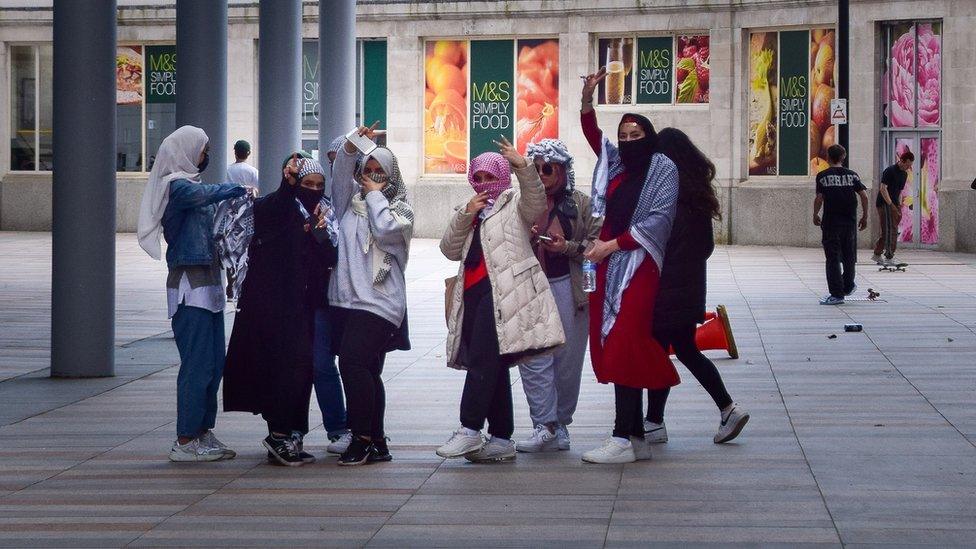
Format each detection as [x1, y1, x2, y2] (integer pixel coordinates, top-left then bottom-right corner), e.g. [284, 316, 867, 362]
[168, 179, 246, 210]
[580, 68, 607, 155]
[331, 146, 358, 218]
[513, 161, 547, 225]
[440, 207, 476, 261]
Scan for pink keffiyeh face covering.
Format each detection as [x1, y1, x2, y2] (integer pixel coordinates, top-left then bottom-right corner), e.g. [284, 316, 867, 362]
[467, 152, 512, 215]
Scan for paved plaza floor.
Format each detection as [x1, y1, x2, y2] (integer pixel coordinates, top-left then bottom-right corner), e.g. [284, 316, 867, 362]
[0, 232, 975, 547]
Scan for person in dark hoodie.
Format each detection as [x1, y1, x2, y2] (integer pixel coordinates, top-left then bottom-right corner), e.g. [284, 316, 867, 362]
[643, 128, 750, 446]
[223, 153, 338, 467]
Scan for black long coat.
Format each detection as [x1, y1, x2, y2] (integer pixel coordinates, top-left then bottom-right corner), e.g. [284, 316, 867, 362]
[223, 180, 337, 416]
[653, 205, 714, 332]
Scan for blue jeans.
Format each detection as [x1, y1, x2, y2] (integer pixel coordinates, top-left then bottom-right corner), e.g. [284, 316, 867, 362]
[313, 308, 348, 438]
[172, 305, 225, 439]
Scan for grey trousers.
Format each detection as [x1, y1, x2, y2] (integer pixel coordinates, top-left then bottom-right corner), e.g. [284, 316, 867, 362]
[518, 275, 589, 427]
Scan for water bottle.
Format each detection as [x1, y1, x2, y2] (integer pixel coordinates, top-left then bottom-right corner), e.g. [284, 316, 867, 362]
[582, 260, 597, 293]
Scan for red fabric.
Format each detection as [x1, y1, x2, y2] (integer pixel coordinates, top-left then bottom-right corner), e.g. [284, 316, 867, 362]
[581, 110, 603, 155]
[616, 230, 640, 251]
[464, 257, 488, 290]
[588, 176, 679, 390]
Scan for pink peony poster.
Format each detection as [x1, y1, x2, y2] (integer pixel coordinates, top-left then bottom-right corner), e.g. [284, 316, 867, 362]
[916, 24, 942, 128]
[884, 24, 916, 128]
[919, 137, 940, 244]
[895, 139, 915, 243]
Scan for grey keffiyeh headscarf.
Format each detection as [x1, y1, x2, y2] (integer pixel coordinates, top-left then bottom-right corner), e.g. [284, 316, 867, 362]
[525, 138, 576, 193]
[351, 147, 414, 283]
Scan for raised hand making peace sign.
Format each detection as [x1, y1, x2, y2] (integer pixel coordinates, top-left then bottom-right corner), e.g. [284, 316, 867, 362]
[492, 135, 527, 169]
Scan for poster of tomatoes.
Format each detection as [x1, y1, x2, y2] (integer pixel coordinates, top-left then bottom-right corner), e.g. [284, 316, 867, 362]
[515, 39, 559, 154]
[424, 40, 468, 174]
[809, 29, 836, 175]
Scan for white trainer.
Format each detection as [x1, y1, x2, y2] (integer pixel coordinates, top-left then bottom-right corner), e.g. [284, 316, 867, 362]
[464, 436, 516, 463]
[516, 424, 559, 453]
[436, 427, 484, 458]
[643, 420, 668, 443]
[581, 437, 636, 464]
[631, 436, 653, 461]
[326, 432, 352, 455]
[169, 438, 225, 462]
[714, 404, 750, 444]
[200, 431, 236, 459]
[554, 424, 571, 451]
[872, 254, 884, 265]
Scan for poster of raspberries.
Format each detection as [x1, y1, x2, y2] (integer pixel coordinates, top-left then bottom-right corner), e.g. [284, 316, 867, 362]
[675, 35, 709, 103]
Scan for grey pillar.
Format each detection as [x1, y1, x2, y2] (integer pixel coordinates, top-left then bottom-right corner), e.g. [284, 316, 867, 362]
[258, 0, 302, 195]
[51, 0, 117, 377]
[319, 0, 357, 162]
[176, 0, 227, 183]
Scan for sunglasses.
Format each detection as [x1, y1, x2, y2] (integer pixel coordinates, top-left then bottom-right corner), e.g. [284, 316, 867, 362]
[535, 163, 554, 176]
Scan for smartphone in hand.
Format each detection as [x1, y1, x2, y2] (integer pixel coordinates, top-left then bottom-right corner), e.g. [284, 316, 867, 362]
[345, 127, 378, 156]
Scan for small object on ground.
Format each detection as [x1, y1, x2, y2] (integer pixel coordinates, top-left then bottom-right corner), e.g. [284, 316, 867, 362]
[867, 288, 881, 300]
[948, 337, 954, 342]
[827, 334, 838, 339]
[844, 323, 863, 332]
[879, 262, 908, 272]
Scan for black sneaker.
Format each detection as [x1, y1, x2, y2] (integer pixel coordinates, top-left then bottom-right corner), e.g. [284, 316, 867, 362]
[337, 436, 373, 466]
[291, 432, 316, 464]
[262, 435, 303, 467]
[368, 437, 393, 463]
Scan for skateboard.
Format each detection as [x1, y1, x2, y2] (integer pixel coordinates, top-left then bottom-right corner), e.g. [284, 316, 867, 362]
[878, 263, 907, 272]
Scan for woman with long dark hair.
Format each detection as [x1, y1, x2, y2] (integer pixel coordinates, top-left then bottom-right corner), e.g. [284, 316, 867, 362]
[578, 68, 680, 464]
[644, 128, 749, 444]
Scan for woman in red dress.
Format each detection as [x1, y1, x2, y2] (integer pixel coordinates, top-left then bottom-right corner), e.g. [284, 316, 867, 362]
[578, 67, 681, 464]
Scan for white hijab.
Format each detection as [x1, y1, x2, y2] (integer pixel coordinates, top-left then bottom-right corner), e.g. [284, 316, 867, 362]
[137, 126, 209, 259]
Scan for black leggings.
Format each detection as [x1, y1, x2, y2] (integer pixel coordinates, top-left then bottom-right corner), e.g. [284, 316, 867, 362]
[333, 308, 395, 439]
[613, 384, 645, 439]
[646, 323, 733, 424]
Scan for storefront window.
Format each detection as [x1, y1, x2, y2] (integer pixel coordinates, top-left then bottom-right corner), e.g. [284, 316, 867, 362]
[747, 28, 836, 177]
[597, 34, 709, 106]
[881, 21, 942, 246]
[9, 45, 48, 171]
[145, 45, 177, 171]
[423, 38, 559, 175]
[38, 45, 53, 170]
[301, 39, 385, 157]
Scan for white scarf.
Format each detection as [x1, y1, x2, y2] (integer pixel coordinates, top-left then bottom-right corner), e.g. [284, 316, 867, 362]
[137, 126, 209, 260]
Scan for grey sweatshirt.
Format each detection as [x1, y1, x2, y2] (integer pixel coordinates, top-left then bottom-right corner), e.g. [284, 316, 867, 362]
[327, 147, 410, 327]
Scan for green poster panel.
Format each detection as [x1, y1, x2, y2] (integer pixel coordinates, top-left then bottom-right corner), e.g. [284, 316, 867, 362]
[469, 39, 514, 161]
[778, 30, 809, 175]
[363, 40, 387, 131]
[145, 46, 176, 104]
[636, 37, 672, 104]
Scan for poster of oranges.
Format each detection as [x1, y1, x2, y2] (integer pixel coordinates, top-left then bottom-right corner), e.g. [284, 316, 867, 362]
[424, 40, 469, 174]
[515, 39, 559, 154]
[809, 28, 836, 175]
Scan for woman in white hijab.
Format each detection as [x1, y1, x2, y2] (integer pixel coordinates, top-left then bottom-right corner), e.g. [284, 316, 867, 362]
[137, 125, 250, 462]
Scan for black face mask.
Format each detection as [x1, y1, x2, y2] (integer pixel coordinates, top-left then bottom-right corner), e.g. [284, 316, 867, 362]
[197, 152, 210, 173]
[297, 186, 324, 216]
[617, 138, 653, 172]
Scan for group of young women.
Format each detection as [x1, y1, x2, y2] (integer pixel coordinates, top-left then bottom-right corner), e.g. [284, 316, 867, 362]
[137, 69, 748, 468]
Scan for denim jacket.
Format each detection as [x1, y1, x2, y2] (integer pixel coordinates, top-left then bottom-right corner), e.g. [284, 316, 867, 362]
[162, 178, 246, 268]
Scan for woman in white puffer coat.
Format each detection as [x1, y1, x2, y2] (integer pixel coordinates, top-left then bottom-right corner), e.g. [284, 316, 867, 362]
[436, 137, 565, 463]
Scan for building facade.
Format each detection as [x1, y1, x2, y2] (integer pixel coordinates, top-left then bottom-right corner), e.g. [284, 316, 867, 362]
[1, 0, 974, 250]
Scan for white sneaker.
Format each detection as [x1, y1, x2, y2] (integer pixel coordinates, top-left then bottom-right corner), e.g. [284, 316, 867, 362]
[630, 436, 653, 461]
[581, 437, 636, 464]
[643, 420, 668, 443]
[436, 427, 484, 458]
[200, 431, 236, 459]
[872, 254, 884, 265]
[169, 437, 225, 462]
[326, 432, 352, 455]
[714, 404, 750, 444]
[516, 424, 559, 453]
[554, 425, 571, 451]
[464, 436, 516, 463]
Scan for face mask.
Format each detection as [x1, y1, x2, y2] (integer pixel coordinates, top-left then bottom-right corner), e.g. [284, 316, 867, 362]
[365, 172, 389, 185]
[197, 152, 210, 173]
[618, 138, 651, 171]
[297, 186, 324, 215]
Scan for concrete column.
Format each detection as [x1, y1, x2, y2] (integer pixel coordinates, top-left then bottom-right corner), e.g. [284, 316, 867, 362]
[51, 0, 116, 377]
[318, 0, 357, 168]
[176, 0, 227, 183]
[258, 0, 302, 195]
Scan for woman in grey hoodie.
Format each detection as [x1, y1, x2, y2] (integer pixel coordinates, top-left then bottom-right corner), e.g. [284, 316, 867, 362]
[328, 126, 413, 466]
